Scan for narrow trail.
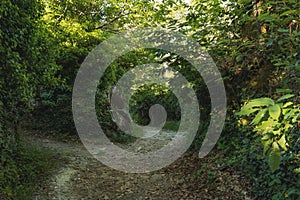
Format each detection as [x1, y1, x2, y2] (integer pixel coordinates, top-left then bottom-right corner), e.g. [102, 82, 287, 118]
[27, 133, 252, 200]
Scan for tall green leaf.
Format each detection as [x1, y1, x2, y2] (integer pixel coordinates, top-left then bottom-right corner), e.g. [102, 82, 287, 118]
[251, 108, 267, 125]
[278, 135, 287, 151]
[268, 149, 281, 172]
[269, 104, 281, 120]
[276, 94, 295, 102]
[268, 142, 281, 172]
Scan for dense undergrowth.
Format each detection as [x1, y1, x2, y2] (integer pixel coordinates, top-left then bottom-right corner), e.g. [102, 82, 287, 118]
[218, 115, 300, 199]
[0, 132, 60, 199]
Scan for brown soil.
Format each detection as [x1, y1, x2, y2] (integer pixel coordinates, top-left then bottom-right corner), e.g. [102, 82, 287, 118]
[28, 134, 252, 200]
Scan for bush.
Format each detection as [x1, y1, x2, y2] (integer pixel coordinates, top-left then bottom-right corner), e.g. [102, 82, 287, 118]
[218, 107, 300, 199]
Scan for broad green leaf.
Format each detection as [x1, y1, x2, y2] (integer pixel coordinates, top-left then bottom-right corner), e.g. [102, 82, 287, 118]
[236, 98, 275, 116]
[255, 119, 277, 131]
[269, 104, 281, 120]
[283, 102, 293, 108]
[273, 130, 281, 135]
[276, 94, 295, 102]
[278, 135, 287, 151]
[267, 148, 281, 172]
[249, 98, 275, 107]
[251, 109, 267, 125]
[282, 108, 290, 115]
[272, 141, 280, 151]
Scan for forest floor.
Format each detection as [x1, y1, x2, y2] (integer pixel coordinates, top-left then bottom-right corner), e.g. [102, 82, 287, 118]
[24, 131, 252, 200]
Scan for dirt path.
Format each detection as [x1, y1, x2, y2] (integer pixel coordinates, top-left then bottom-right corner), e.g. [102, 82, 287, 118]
[28, 133, 252, 200]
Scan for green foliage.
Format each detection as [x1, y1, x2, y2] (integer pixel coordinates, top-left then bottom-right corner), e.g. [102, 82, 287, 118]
[0, 0, 299, 198]
[183, 0, 300, 104]
[163, 121, 180, 131]
[218, 113, 300, 199]
[0, 0, 61, 198]
[236, 94, 299, 172]
[34, 0, 185, 136]
[186, 0, 300, 197]
[130, 84, 181, 125]
[0, 0, 61, 123]
[0, 139, 60, 199]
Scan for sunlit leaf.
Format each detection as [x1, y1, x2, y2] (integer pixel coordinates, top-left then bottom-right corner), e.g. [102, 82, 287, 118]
[278, 135, 287, 151]
[283, 102, 293, 108]
[269, 104, 281, 120]
[261, 134, 271, 141]
[250, 98, 275, 107]
[236, 98, 274, 116]
[276, 94, 295, 102]
[272, 141, 280, 151]
[255, 119, 277, 130]
[251, 109, 267, 125]
[273, 130, 281, 135]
